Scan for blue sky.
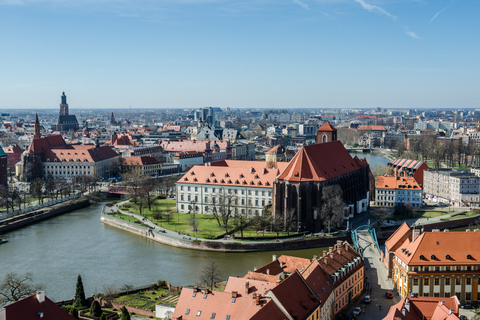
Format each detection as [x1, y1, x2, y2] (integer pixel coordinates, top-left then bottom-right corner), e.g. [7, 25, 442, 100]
[0, 0, 478, 109]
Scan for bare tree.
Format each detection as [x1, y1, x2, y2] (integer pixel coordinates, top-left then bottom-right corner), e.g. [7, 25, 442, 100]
[121, 170, 144, 204]
[30, 178, 44, 205]
[320, 184, 346, 233]
[0, 272, 43, 306]
[209, 195, 222, 227]
[219, 192, 236, 234]
[370, 207, 393, 227]
[140, 176, 157, 211]
[102, 284, 119, 300]
[200, 260, 222, 290]
[233, 208, 250, 239]
[188, 201, 199, 234]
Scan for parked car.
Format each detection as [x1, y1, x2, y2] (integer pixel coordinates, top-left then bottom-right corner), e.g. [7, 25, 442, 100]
[363, 295, 371, 304]
[385, 291, 393, 299]
[352, 307, 362, 317]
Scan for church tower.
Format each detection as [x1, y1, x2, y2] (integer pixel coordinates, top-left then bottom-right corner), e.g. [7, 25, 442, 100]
[82, 120, 92, 145]
[60, 92, 69, 116]
[34, 113, 41, 139]
[315, 121, 337, 144]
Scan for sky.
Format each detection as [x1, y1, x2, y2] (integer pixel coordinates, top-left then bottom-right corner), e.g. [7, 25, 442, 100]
[0, 0, 478, 110]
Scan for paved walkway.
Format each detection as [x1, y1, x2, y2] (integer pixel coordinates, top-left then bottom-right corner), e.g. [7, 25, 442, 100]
[343, 230, 399, 319]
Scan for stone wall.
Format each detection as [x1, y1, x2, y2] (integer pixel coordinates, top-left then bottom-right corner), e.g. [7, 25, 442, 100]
[100, 213, 349, 252]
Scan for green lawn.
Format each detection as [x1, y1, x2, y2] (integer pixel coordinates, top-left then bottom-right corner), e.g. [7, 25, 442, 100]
[416, 211, 451, 219]
[440, 211, 480, 221]
[120, 198, 233, 239]
[113, 288, 180, 310]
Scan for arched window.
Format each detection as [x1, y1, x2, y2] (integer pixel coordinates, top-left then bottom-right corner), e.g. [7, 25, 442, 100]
[323, 134, 327, 143]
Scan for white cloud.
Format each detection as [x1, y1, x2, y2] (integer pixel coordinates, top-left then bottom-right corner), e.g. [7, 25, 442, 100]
[293, 0, 309, 10]
[430, 0, 458, 23]
[354, 0, 396, 20]
[406, 30, 421, 39]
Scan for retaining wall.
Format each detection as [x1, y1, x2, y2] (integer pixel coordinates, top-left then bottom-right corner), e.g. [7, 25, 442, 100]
[100, 214, 348, 253]
[0, 199, 91, 234]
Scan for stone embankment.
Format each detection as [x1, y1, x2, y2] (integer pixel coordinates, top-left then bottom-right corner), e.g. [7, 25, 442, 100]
[0, 199, 90, 234]
[100, 213, 348, 252]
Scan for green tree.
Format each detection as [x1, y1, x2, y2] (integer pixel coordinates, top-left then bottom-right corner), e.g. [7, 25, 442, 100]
[69, 306, 79, 320]
[90, 300, 102, 317]
[120, 306, 131, 320]
[73, 275, 86, 307]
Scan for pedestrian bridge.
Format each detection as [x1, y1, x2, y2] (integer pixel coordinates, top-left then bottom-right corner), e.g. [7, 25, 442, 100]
[351, 225, 380, 254]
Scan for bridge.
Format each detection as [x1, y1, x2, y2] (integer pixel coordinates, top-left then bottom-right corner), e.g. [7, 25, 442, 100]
[108, 187, 130, 195]
[346, 147, 372, 153]
[351, 225, 380, 254]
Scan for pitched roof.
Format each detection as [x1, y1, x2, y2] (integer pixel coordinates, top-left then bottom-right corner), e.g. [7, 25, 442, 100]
[253, 255, 311, 276]
[376, 176, 421, 190]
[224, 276, 277, 296]
[42, 145, 118, 163]
[383, 296, 459, 320]
[395, 231, 480, 265]
[317, 122, 337, 132]
[277, 140, 365, 182]
[172, 287, 265, 320]
[176, 160, 288, 189]
[27, 135, 67, 154]
[2, 292, 77, 320]
[160, 139, 229, 153]
[357, 125, 387, 131]
[123, 156, 159, 166]
[385, 222, 411, 251]
[390, 158, 428, 171]
[269, 271, 320, 320]
[242, 272, 280, 283]
[301, 260, 335, 307]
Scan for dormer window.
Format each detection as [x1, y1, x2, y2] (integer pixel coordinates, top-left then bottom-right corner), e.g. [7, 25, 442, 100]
[430, 254, 436, 260]
[467, 254, 473, 259]
[445, 254, 451, 259]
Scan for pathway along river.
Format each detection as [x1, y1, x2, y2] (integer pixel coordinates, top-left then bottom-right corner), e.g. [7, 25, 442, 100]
[1, 152, 390, 302]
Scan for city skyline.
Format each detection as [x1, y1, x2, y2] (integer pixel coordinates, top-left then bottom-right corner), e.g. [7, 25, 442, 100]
[0, 0, 478, 109]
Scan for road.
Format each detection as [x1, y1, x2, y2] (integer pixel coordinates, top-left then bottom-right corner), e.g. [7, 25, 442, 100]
[343, 229, 399, 319]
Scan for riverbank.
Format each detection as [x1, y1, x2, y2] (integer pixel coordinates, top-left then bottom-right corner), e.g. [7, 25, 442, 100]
[100, 212, 349, 253]
[0, 198, 91, 234]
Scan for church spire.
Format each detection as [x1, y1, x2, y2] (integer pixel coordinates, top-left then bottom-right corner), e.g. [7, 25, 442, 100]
[60, 91, 69, 116]
[34, 113, 41, 139]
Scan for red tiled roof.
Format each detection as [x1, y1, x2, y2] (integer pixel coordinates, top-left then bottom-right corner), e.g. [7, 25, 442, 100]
[385, 222, 411, 251]
[172, 288, 265, 320]
[317, 122, 337, 132]
[176, 160, 288, 189]
[269, 271, 320, 320]
[242, 272, 280, 283]
[383, 296, 459, 320]
[376, 176, 421, 190]
[27, 135, 67, 154]
[357, 125, 387, 131]
[395, 231, 480, 265]
[43, 145, 118, 163]
[224, 276, 277, 296]
[302, 259, 335, 307]
[277, 140, 365, 182]
[250, 299, 288, 320]
[2, 292, 77, 320]
[160, 139, 229, 153]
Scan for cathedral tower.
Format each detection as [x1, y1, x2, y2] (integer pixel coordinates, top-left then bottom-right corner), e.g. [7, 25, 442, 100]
[60, 92, 69, 116]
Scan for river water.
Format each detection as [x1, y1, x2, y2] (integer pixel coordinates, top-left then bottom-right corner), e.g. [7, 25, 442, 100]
[0, 152, 390, 302]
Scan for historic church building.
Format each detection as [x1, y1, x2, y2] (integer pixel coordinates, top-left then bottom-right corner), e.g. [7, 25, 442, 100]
[54, 92, 79, 132]
[272, 122, 372, 232]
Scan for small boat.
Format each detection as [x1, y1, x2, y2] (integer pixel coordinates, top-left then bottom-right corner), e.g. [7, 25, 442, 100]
[0, 239, 8, 244]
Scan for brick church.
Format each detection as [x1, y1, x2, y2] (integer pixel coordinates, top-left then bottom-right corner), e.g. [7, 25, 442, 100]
[272, 122, 372, 232]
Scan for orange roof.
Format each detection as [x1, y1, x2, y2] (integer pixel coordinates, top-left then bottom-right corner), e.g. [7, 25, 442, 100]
[43, 145, 118, 163]
[317, 121, 337, 132]
[224, 276, 277, 296]
[177, 160, 288, 189]
[376, 176, 421, 190]
[302, 260, 335, 307]
[242, 272, 280, 283]
[277, 140, 365, 182]
[384, 296, 459, 320]
[160, 139, 229, 152]
[357, 125, 387, 131]
[385, 222, 411, 251]
[172, 287, 266, 320]
[395, 231, 480, 265]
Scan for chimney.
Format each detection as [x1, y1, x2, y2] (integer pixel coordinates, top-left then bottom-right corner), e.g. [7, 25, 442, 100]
[176, 316, 183, 320]
[255, 294, 261, 306]
[245, 281, 250, 294]
[329, 253, 334, 259]
[402, 308, 406, 316]
[0, 308, 5, 320]
[312, 255, 317, 261]
[449, 309, 454, 315]
[412, 228, 420, 242]
[266, 269, 270, 275]
[324, 258, 328, 265]
[254, 267, 257, 271]
[441, 301, 445, 306]
[337, 248, 341, 255]
[329, 247, 333, 253]
[36, 291, 45, 303]
[232, 291, 238, 298]
[405, 298, 410, 313]
[323, 251, 327, 257]
[272, 254, 277, 261]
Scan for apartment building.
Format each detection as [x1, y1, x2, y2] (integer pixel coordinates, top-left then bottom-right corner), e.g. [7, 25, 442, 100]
[375, 176, 423, 207]
[392, 229, 480, 304]
[424, 169, 480, 207]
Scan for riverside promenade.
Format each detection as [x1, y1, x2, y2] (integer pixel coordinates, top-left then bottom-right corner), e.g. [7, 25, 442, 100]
[100, 201, 349, 253]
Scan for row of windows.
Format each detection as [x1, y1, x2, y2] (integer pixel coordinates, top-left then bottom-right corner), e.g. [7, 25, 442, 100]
[180, 185, 272, 197]
[413, 277, 473, 286]
[412, 265, 476, 272]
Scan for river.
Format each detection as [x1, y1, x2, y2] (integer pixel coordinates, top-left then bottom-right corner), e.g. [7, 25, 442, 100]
[0, 152, 390, 302]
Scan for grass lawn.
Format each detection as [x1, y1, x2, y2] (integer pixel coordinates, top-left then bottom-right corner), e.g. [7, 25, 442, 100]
[113, 288, 180, 311]
[415, 211, 451, 219]
[120, 198, 233, 239]
[440, 211, 480, 221]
